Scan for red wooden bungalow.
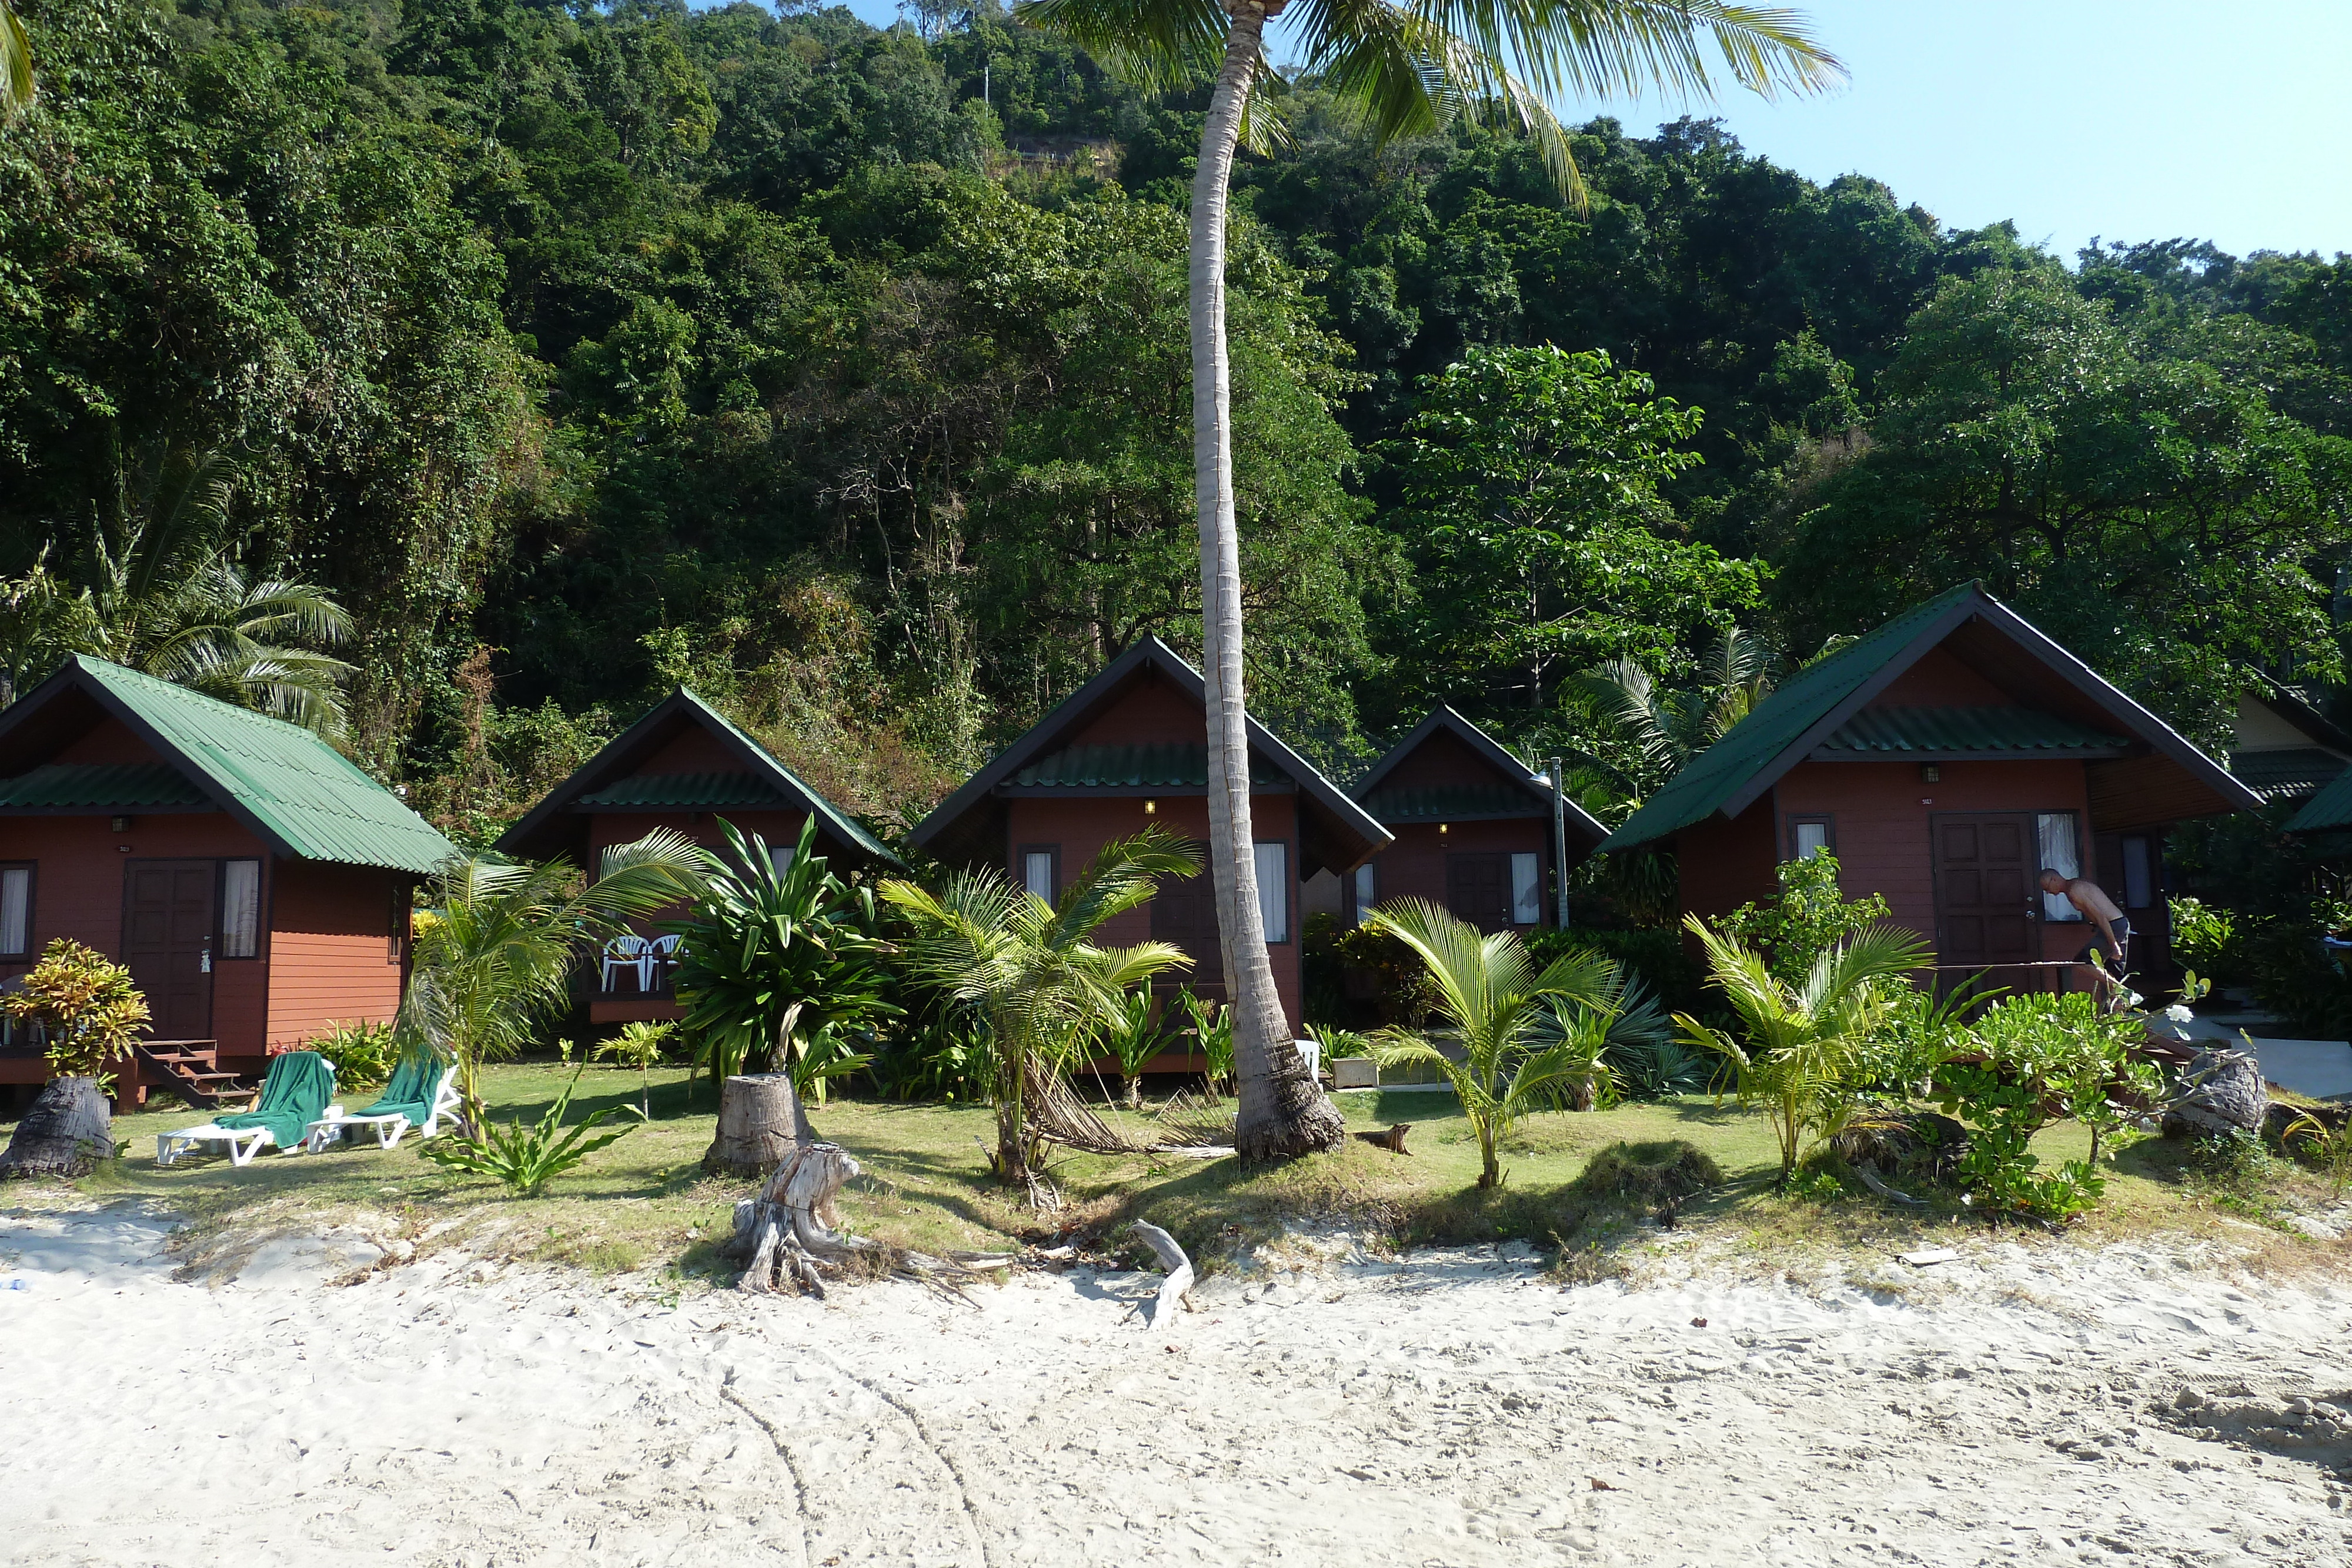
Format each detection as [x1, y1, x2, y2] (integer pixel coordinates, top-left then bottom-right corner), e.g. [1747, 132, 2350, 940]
[1600, 585, 2261, 987]
[909, 636, 1391, 1040]
[494, 688, 901, 1027]
[1349, 706, 1608, 931]
[0, 656, 456, 1109]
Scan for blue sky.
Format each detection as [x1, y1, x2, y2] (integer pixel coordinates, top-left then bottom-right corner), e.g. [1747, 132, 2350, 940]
[816, 0, 2351, 265]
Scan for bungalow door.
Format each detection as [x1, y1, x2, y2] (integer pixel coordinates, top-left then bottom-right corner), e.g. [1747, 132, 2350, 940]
[1150, 863, 1227, 1003]
[1931, 815, 2036, 969]
[1445, 854, 1511, 932]
[123, 860, 216, 1041]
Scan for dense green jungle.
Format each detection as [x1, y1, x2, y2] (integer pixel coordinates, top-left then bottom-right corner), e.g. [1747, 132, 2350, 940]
[5, 0, 2350, 848]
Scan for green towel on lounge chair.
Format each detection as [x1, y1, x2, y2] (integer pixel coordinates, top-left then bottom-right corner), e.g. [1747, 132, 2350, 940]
[215, 1051, 336, 1148]
[358, 1052, 445, 1132]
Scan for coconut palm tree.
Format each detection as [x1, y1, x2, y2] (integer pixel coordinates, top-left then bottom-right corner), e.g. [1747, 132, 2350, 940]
[1366, 899, 1636, 1188]
[1673, 914, 1929, 1189]
[1018, 0, 1840, 1162]
[1565, 627, 1775, 805]
[881, 827, 1200, 1192]
[401, 831, 713, 1125]
[1, 0, 32, 121]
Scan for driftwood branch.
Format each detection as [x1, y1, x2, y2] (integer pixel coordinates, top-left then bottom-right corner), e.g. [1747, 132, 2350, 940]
[1353, 1123, 1412, 1155]
[1129, 1220, 1194, 1332]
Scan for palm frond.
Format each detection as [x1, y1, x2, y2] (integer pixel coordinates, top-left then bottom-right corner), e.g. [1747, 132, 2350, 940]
[1, 0, 34, 120]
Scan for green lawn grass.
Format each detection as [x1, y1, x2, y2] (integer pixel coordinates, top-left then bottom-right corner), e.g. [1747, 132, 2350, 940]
[5, 1063, 2341, 1283]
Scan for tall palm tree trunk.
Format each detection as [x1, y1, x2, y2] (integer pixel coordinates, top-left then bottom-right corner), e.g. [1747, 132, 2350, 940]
[1190, 0, 1345, 1162]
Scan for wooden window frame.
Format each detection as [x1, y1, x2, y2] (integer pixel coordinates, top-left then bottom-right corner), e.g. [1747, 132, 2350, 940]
[0, 861, 34, 959]
[1786, 814, 1836, 862]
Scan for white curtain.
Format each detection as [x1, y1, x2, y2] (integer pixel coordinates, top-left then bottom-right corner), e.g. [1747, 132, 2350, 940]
[770, 845, 796, 880]
[2036, 813, 2082, 922]
[221, 860, 261, 957]
[0, 868, 27, 956]
[1511, 852, 1542, 925]
[1255, 841, 1288, 942]
[1352, 863, 1375, 925]
[1023, 851, 1054, 901]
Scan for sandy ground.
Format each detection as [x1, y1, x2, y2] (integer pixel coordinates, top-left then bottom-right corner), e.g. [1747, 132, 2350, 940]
[3, 1204, 2350, 1568]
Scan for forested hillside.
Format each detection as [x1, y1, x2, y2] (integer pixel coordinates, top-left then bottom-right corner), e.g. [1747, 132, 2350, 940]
[5, 0, 2350, 844]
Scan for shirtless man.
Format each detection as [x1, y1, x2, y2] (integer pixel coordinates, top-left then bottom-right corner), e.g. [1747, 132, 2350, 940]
[2040, 868, 2130, 974]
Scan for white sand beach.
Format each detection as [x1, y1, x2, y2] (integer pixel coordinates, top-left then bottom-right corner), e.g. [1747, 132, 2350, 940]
[3, 1204, 2348, 1568]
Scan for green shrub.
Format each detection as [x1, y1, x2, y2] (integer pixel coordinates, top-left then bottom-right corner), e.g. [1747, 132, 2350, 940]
[308, 1019, 402, 1093]
[1718, 852, 1893, 985]
[1525, 925, 1706, 1017]
[420, 1065, 643, 1196]
[2166, 897, 2240, 982]
[2, 940, 149, 1084]
[1932, 992, 2154, 1221]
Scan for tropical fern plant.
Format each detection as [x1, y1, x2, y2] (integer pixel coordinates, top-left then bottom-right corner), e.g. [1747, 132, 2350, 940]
[881, 828, 1199, 1186]
[1365, 901, 1633, 1188]
[668, 817, 897, 1104]
[1674, 914, 1930, 1189]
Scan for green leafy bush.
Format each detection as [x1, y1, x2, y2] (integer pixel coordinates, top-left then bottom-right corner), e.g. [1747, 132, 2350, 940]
[1, 939, 148, 1083]
[420, 1065, 643, 1196]
[2166, 897, 2240, 982]
[1525, 925, 1706, 1017]
[308, 1019, 400, 1093]
[1932, 993, 2156, 1221]
[1718, 852, 1894, 985]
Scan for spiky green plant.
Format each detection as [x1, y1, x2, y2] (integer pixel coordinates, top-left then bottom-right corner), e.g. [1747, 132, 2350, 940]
[420, 1065, 643, 1197]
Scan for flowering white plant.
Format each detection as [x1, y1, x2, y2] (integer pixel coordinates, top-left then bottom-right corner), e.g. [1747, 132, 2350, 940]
[2163, 1004, 2194, 1024]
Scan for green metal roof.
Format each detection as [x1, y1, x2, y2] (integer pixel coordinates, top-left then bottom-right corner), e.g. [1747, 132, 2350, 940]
[1361, 783, 1549, 823]
[2287, 766, 2352, 831]
[58, 657, 457, 873]
[1816, 706, 2129, 756]
[576, 770, 789, 810]
[678, 694, 900, 864]
[2232, 747, 2349, 803]
[0, 761, 211, 810]
[1602, 586, 1983, 852]
[1008, 743, 1284, 790]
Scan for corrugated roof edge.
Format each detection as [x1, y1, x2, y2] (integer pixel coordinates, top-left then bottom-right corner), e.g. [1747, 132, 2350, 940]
[492, 687, 904, 869]
[909, 634, 1392, 867]
[1599, 586, 1981, 851]
[1601, 583, 2260, 851]
[1355, 704, 1608, 845]
[0, 656, 459, 874]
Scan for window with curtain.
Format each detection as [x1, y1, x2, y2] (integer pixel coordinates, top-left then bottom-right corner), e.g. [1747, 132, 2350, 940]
[1255, 841, 1288, 943]
[2122, 837, 2154, 910]
[220, 860, 262, 957]
[1352, 862, 1376, 926]
[1790, 817, 1833, 860]
[769, 845, 796, 880]
[1023, 848, 1057, 902]
[2036, 813, 2083, 921]
[0, 866, 29, 957]
[1510, 852, 1542, 925]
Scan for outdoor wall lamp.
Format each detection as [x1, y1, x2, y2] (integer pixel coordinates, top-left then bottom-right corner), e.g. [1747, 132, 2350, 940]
[1144, 799, 1157, 815]
[111, 816, 132, 832]
[1919, 764, 1942, 784]
[1438, 823, 1449, 834]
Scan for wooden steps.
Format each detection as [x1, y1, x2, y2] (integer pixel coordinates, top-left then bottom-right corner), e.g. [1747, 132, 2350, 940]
[132, 1041, 253, 1109]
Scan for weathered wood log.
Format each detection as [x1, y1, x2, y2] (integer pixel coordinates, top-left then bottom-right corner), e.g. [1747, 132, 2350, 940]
[1353, 1123, 1412, 1155]
[1129, 1219, 1193, 1331]
[2164, 1047, 2267, 1139]
[0, 1076, 115, 1179]
[703, 1072, 814, 1178]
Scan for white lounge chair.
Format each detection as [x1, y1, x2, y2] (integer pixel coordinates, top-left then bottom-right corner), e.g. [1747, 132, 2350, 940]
[158, 1052, 338, 1168]
[304, 1055, 462, 1154]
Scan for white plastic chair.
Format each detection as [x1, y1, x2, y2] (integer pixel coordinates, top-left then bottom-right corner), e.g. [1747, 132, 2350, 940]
[601, 935, 651, 993]
[642, 934, 680, 992]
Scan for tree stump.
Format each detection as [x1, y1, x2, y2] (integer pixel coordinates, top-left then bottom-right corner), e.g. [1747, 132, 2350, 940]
[702, 1072, 813, 1178]
[727, 1139, 863, 1296]
[0, 1076, 116, 1179]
